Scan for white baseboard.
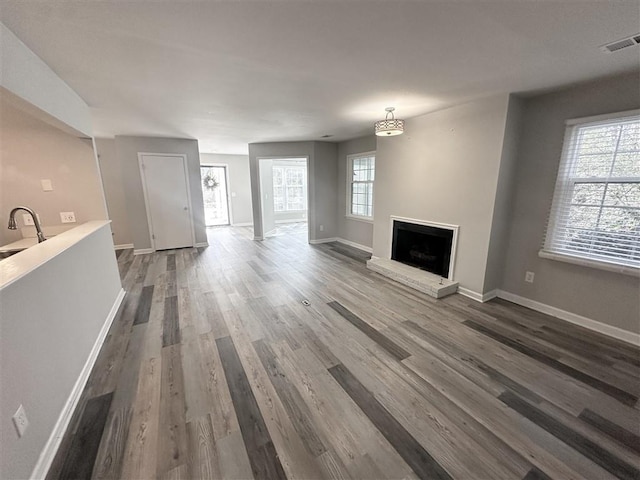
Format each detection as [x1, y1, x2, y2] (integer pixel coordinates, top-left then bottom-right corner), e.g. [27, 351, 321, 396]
[496, 289, 640, 346]
[232, 222, 253, 227]
[133, 248, 154, 255]
[114, 243, 133, 250]
[31, 288, 126, 479]
[275, 218, 307, 224]
[195, 242, 208, 248]
[335, 237, 373, 254]
[458, 287, 499, 303]
[309, 237, 338, 245]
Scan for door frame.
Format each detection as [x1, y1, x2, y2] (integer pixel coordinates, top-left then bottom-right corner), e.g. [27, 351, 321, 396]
[138, 152, 196, 251]
[256, 155, 309, 241]
[200, 163, 233, 226]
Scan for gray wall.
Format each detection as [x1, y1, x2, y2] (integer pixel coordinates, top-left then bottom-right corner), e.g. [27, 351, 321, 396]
[114, 136, 207, 250]
[248, 141, 338, 242]
[0, 97, 107, 246]
[483, 95, 524, 293]
[0, 223, 122, 479]
[337, 135, 377, 249]
[95, 138, 132, 246]
[373, 94, 511, 295]
[501, 73, 640, 334]
[200, 153, 253, 226]
[313, 141, 339, 240]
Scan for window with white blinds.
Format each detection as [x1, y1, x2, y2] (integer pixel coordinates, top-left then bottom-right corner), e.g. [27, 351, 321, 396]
[541, 111, 640, 271]
[347, 152, 375, 219]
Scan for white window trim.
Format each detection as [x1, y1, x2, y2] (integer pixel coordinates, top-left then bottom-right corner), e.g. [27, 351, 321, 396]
[346, 151, 376, 221]
[273, 165, 307, 213]
[539, 109, 640, 275]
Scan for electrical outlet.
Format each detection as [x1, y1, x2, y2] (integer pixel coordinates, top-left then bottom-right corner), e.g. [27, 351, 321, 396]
[12, 404, 29, 438]
[23, 214, 34, 226]
[60, 212, 76, 223]
[319, 224, 324, 232]
[525, 271, 535, 283]
[41, 179, 53, 191]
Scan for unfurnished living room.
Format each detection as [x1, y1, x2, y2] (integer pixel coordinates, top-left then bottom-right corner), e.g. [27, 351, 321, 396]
[1, 2, 639, 479]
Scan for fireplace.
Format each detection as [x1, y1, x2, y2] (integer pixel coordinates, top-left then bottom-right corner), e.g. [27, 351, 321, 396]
[391, 220, 456, 279]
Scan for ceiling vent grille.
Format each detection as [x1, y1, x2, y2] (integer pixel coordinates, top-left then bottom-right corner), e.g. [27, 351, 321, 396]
[601, 34, 640, 53]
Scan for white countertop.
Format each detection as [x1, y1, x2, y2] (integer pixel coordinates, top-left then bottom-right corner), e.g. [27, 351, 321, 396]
[0, 221, 112, 290]
[0, 237, 38, 253]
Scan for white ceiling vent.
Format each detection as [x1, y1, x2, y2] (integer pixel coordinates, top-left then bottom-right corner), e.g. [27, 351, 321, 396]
[600, 34, 640, 53]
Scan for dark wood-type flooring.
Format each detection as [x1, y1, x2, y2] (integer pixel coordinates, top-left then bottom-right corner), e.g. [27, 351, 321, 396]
[47, 226, 640, 479]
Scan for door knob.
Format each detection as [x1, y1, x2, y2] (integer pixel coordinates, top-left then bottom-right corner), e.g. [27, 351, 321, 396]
[183, 207, 188, 211]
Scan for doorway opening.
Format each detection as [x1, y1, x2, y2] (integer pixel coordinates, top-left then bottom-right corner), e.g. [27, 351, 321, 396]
[258, 157, 308, 239]
[200, 165, 230, 226]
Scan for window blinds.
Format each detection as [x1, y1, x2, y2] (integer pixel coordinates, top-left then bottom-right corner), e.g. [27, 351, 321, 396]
[541, 111, 640, 270]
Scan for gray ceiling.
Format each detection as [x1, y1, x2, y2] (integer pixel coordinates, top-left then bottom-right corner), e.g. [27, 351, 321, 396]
[1, 1, 639, 154]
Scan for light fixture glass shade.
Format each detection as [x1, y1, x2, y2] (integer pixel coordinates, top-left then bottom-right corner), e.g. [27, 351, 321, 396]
[375, 107, 404, 136]
[375, 118, 405, 136]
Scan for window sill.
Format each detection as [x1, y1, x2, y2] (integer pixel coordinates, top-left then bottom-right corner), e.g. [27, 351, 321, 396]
[345, 214, 374, 224]
[538, 250, 640, 277]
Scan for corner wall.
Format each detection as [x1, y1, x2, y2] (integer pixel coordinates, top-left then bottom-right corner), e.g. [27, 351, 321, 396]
[337, 135, 377, 249]
[114, 136, 207, 250]
[500, 73, 640, 334]
[95, 138, 132, 247]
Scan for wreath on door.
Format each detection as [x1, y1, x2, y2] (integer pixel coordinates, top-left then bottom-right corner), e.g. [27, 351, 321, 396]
[202, 173, 219, 191]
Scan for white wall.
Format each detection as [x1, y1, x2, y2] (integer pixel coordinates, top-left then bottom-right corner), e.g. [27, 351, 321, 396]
[200, 153, 253, 226]
[373, 94, 511, 295]
[95, 138, 132, 246]
[114, 136, 207, 250]
[0, 23, 92, 137]
[337, 135, 377, 248]
[0, 96, 108, 247]
[501, 73, 640, 334]
[0, 222, 122, 480]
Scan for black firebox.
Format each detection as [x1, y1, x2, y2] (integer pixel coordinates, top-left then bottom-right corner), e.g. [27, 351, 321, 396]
[391, 221, 453, 278]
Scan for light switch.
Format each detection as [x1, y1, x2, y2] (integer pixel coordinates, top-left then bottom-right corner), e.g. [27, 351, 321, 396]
[231, 192, 237, 197]
[41, 179, 53, 191]
[22, 213, 41, 226]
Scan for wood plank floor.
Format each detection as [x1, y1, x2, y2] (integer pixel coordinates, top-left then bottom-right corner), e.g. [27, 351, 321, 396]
[47, 225, 640, 479]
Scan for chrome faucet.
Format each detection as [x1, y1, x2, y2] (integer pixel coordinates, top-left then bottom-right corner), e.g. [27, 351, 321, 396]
[8, 206, 46, 243]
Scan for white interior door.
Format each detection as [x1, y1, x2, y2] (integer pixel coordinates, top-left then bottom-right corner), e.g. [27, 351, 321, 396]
[140, 154, 194, 250]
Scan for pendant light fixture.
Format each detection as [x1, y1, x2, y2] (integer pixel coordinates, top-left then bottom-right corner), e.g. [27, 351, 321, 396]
[375, 107, 404, 136]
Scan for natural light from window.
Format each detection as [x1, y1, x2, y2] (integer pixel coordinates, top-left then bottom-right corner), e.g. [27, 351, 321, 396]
[348, 152, 375, 219]
[542, 111, 640, 271]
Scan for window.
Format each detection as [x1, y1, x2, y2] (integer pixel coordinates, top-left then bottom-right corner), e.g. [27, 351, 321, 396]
[348, 152, 375, 219]
[541, 111, 640, 271]
[273, 165, 307, 212]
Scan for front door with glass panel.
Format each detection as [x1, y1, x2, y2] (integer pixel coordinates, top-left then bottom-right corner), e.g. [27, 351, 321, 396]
[201, 166, 230, 226]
